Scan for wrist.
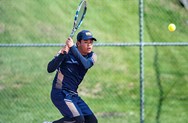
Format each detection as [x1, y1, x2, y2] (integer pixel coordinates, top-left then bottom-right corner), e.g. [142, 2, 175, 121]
[60, 49, 65, 54]
[69, 44, 74, 48]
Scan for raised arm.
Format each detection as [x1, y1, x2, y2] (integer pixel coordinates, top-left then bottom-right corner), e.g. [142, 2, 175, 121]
[70, 46, 97, 69]
[66, 37, 97, 69]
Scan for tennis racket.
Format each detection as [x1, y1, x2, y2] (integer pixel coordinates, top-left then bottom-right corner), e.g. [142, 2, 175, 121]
[63, 0, 87, 54]
[70, 0, 87, 38]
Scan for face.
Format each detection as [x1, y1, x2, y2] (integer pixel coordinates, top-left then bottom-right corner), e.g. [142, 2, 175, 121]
[77, 39, 94, 55]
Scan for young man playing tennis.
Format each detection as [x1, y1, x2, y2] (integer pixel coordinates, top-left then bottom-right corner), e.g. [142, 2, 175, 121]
[45, 30, 98, 123]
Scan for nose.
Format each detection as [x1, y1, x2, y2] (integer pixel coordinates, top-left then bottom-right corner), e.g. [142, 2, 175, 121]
[88, 41, 93, 46]
[88, 43, 92, 46]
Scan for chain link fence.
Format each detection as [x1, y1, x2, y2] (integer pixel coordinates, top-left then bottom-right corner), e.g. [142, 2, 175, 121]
[0, 0, 188, 123]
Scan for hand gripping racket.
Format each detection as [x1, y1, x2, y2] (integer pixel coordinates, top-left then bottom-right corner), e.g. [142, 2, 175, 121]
[70, 0, 87, 38]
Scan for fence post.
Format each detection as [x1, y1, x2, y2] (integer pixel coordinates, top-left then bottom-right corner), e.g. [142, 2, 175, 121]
[139, 0, 144, 123]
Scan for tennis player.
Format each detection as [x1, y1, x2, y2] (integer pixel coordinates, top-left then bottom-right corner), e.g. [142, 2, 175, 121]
[44, 30, 98, 123]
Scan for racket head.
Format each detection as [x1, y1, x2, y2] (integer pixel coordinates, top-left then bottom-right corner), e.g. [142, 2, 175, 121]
[70, 0, 87, 38]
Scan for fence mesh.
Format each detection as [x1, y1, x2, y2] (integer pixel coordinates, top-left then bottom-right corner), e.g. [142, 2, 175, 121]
[0, 0, 188, 123]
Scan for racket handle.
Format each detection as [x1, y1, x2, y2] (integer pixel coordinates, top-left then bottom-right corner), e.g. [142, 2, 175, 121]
[63, 51, 67, 54]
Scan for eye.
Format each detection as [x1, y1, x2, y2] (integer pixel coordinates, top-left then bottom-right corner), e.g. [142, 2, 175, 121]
[90, 40, 94, 44]
[82, 40, 93, 45]
[83, 41, 88, 44]
[83, 40, 88, 43]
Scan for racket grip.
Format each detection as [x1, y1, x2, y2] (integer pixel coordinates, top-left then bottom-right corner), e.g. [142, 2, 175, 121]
[63, 51, 67, 54]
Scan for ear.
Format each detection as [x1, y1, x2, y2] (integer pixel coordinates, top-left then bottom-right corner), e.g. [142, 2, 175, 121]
[76, 41, 81, 46]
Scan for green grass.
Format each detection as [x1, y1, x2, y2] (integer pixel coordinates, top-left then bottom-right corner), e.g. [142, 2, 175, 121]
[0, 0, 188, 123]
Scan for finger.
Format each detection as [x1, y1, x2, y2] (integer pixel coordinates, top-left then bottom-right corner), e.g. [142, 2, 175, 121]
[67, 37, 71, 41]
[68, 37, 72, 40]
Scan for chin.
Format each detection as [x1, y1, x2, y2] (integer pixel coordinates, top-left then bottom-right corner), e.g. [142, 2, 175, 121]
[87, 50, 92, 53]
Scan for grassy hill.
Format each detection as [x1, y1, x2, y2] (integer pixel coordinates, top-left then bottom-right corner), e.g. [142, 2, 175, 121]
[0, 0, 188, 123]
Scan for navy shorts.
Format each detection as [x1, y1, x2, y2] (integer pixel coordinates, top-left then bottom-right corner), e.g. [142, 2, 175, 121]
[51, 88, 94, 118]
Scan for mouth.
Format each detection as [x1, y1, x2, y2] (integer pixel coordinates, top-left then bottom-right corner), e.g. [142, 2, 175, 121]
[87, 47, 92, 50]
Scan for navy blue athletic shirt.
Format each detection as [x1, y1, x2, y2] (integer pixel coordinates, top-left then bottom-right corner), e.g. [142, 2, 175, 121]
[47, 45, 95, 93]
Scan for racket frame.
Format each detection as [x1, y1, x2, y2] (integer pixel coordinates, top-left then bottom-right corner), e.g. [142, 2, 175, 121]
[70, 0, 87, 38]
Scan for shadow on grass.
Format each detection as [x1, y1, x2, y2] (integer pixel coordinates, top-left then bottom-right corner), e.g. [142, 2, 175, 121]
[145, 16, 164, 123]
[153, 47, 164, 123]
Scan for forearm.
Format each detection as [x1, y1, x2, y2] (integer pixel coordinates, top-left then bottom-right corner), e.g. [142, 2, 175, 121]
[47, 45, 69, 73]
[70, 46, 93, 69]
[47, 54, 65, 73]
